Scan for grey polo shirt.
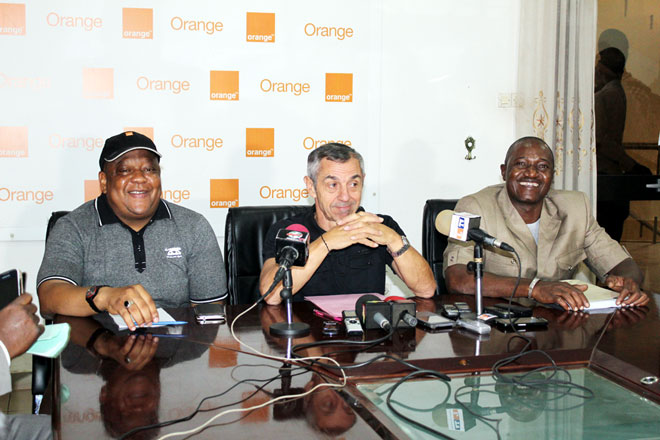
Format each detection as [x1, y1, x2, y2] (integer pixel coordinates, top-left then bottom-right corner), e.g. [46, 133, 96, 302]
[37, 195, 227, 307]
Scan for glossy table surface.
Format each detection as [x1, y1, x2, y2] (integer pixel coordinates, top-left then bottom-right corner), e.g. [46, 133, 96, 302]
[51, 293, 660, 439]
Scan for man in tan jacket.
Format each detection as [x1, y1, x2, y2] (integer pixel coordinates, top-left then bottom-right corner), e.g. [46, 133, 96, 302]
[443, 136, 649, 311]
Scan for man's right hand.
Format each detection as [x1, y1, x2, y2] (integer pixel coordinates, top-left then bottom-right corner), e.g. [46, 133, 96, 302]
[0, 294, 44, 359]
[531, 281, 590, 311]
[95, 285, 159, 331]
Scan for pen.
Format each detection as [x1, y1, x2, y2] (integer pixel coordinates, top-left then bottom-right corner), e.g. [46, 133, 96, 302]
[313, 309, 342, 321]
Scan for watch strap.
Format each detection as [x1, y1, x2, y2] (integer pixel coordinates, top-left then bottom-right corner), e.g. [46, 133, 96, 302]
[389, 235, 411, 258]
[85, 285, 105, 313]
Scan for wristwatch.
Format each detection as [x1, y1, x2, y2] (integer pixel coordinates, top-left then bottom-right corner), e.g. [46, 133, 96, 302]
[389, 235, 411, 258]
[85, 285, 105, 313]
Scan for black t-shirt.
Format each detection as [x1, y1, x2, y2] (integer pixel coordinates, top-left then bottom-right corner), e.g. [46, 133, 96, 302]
[262, 207, 405, 300]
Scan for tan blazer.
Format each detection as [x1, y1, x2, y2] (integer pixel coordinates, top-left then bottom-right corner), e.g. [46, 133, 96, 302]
[443, 184, 629, 281]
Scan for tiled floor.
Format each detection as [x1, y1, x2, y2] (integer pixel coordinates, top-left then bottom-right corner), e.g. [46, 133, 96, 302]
[2, 354, 33, 415]
[0, 354, 32, 414]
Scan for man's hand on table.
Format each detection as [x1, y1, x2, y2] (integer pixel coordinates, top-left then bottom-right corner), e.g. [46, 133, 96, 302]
[96, 285, 159, 331]
[605, 275, 650, 307]
[531, 281, 589, 311]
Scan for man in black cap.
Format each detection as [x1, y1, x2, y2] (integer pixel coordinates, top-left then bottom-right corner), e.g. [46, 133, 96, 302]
[37, 131, 227, 330]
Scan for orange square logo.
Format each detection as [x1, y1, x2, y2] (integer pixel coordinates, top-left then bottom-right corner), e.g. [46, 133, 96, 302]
[0, 3, 26, 36]
[123, 127, 154, 141]
[246, 12, 275, 43]
[246, 128, 274, 158]
[210, 71, 239, 101]
[84, 180, 101, 202]
[82, 68, 113, 99]
[210, 179, 239, 208]
[0, 126, 27, 158]
[325, 73, 353, 102]
[122, 8, 153, 39]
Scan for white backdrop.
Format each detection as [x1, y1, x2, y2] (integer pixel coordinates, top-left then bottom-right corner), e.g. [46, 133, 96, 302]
[0, 0, 521, 295]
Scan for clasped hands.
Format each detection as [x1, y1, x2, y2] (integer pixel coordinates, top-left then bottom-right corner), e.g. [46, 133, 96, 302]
[321, 211, 401, 252]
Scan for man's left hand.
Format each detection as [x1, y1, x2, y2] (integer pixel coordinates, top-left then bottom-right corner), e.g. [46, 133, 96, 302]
[605, 275, 649, 307]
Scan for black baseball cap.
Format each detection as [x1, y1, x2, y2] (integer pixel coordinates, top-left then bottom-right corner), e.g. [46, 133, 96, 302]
[99, 131, 161, 170]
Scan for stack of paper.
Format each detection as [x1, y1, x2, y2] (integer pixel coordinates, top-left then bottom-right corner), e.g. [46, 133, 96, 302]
[561, 279, 620, 311]
[27, 323, 71, 358]
[306, 293, 386, 320]
[110, 307, 187, 330]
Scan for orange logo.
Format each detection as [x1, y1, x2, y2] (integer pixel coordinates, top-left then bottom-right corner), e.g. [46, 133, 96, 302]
[325, 73, 353, 102]
[0, 126, 28, 157]
[210, 179, 239, 208]
[0, 3, 25, 36]
[246, 128, 274, 157]
[122, 8, 153, 39]
[210, 71, 239, 101]
[246, 12, 274, 43]
[84, 180, 101, 202]
[82, 68, 113, 99]
[124, 127, 154, 141]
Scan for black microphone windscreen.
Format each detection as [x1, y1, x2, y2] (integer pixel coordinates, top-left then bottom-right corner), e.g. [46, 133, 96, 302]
[355, 294, 382, 326]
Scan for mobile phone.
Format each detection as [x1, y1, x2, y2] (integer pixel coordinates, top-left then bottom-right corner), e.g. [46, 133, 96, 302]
[322, 320, 339, 336]
[493, 303, 533, 317]
[416, 311, 455, 330]
[0, 269, 22, 310]
[342, 310, 363, 336]
[441, 304, 459, 319]
[194, 303, 226, 324]
[494, 316, 548, 332]
[454, 302, 472, 316]
[457, 318, 491, 335]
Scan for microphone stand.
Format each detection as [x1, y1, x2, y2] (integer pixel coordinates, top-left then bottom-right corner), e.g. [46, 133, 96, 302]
[270, 267, 310, 339]
[474, 243, 484, 316]
[465, 242, 491, 335]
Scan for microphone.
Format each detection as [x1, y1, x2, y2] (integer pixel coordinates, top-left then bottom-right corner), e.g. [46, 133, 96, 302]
[275, 224, 310, 268]
[355, 294, 415, 330]
[272, 224, 310, 285]
[435, 210, 515, 252]
[384, 296, 418, 327]
[373, 312, 391, 331]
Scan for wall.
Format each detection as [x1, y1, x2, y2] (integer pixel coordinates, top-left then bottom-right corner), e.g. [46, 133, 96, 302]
[0, 0, 520, 295]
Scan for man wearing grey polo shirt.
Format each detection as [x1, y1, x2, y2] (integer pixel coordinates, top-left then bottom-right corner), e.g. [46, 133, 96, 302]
[37, 131, 227, 330]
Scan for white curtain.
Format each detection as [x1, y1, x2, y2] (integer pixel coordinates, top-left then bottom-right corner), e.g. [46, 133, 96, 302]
[515, 0, 598, 205]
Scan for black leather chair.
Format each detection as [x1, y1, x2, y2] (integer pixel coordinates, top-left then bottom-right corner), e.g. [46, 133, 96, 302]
[32, 210, 69, 414]
[224, 205, 312, 305]
[421, 199, 458, 295]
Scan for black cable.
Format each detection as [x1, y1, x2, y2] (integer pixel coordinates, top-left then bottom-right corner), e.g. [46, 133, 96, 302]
[117, 365, 310, 440]
[447, 249, 596, 439]
[385, 369, 455, 440]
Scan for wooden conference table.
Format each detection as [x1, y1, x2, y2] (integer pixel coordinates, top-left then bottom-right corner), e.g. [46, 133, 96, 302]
[49, 293, 660, 439]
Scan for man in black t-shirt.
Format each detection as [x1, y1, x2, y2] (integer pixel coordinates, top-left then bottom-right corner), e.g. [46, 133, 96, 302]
[260, 143, 436, 304]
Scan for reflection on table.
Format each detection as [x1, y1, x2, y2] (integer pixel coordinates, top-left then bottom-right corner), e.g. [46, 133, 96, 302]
[50, 293, 660, 439]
